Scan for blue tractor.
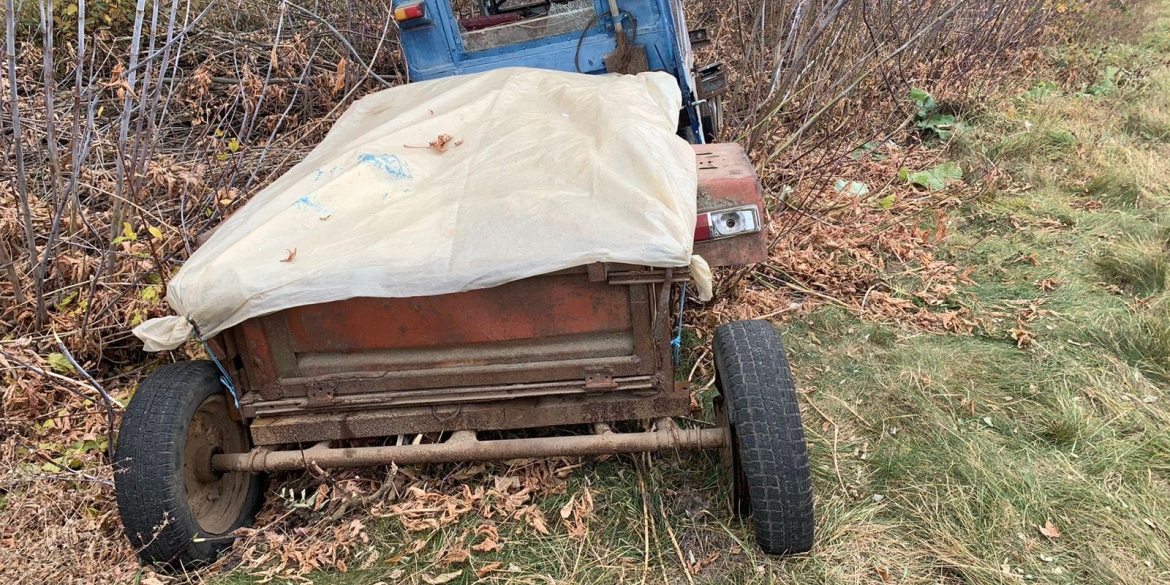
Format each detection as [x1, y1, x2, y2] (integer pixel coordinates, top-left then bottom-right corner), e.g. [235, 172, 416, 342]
[391, 0, 727, 141]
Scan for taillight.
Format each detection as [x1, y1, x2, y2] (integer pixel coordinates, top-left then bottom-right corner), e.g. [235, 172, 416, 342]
[394, 2, 426, 22]
[695, 205, 761, 242]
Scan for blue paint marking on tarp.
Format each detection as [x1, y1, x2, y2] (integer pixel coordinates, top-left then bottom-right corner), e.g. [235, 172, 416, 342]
[313, 165, 344, 181]
[294, 194, 331, 214]
[358, 154, 412, 180]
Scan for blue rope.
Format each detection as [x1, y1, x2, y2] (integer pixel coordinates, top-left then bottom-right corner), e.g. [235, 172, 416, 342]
[671, 283, 687, 364]
[189, 319, 241, 411]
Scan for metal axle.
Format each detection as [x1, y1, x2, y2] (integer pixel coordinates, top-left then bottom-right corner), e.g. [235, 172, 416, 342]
[212, 427, 727, 473]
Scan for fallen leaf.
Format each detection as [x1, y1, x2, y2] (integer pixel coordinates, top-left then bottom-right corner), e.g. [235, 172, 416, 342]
[421, 571, 462, 584]
[471, 537, 500, 553]
[520, 505, 550, 535]
[281, 248, 297, 263]
[1039, 278, 1062, 291]
[874, 567, 892, 582]
[430, 134, 455, 153]
[476, 562, 504, 578]
[689, 552, 720, 574]
[1009, 327, 1033, 348]
[46, 353, 75, 374]
[560, 494, 576, 519]
[333, 58, 347, 94]
[1039, 519, 1061, 539]
[438, 548, 470, 565]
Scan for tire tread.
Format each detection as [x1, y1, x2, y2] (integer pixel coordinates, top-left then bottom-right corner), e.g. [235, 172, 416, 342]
[714, 320, 815, 554]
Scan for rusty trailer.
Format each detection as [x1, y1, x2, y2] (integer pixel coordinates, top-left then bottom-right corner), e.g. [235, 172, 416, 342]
[113, 144, 815, 568]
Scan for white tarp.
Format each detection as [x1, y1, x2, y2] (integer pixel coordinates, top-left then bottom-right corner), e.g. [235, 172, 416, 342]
[135, 67, 711, 351]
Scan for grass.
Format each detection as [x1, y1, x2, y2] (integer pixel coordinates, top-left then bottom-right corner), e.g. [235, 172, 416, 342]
[211, 5, 1170, 584]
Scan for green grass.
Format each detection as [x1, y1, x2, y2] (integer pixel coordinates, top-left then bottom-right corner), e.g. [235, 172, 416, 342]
[211, 5, 1170, 584]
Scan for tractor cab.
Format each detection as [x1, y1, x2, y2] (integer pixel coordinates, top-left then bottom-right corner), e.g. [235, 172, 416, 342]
[392, 0, 726, 141]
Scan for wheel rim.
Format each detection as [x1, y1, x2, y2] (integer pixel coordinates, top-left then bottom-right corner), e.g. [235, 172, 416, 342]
[184, 395, 252, 535]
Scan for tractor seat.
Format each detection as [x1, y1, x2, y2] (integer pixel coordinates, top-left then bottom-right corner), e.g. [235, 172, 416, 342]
[460, 13, 522, 31]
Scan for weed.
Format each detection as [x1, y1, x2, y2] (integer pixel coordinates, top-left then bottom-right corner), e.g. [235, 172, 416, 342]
[910, 88, 966, 141]
[1087, 298, 1170, 385]
[1094, 236, 1169, 294]
[1084, 171, 1147, 207]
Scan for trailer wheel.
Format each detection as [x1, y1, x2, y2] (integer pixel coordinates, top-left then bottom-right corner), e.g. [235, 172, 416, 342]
[713, 320, 815, 555]
[115, 361, 264, 568]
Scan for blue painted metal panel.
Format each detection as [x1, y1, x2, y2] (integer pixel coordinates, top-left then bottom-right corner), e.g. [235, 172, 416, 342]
[392, 0, 703, 139]
[396, 0, 689, 89]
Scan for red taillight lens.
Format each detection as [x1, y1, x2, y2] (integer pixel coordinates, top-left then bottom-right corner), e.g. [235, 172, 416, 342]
[394, 2, 425, 21]
[694, 205, 761, 242]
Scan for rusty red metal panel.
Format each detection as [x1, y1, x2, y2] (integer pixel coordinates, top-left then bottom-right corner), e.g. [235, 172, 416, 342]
[692, 143, 768, 266]
[282, 273, 633, 354]
[248, 387, 693, 445]
[237, 319, 281, 400]
[246, 375, 656, 418]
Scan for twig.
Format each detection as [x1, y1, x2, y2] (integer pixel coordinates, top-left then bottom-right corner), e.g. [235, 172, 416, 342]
[659, 505, 695, 585]
[832, 425, 846, 493]
[0, 241, 24, 305]
[286, 1, 395, 88]
[825, 393, 871, 427]
[4, 0, 43, 321]
[805, 397, 836, 426]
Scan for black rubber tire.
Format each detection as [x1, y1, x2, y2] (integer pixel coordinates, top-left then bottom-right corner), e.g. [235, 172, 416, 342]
[714, 320, 815, 555]
[114, 361, 264, 568]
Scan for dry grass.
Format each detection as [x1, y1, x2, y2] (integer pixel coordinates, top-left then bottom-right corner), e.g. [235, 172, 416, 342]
[2, 0, 1170, 583]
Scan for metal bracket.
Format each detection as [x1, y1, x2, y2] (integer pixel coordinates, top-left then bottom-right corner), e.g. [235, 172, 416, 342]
[587, 262, 609, 282]
[584, 368, 617, 391]
[696, 61, 728, 99]
[306, 383, 336, 408]
[688, 28, 712, 49]
[598, 10, 633, 33]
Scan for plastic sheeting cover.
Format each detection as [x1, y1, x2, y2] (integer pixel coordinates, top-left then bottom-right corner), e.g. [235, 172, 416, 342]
[135, 68, 709, 351]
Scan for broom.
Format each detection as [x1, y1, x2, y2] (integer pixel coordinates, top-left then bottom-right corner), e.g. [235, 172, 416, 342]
[603, 0, 648, 74]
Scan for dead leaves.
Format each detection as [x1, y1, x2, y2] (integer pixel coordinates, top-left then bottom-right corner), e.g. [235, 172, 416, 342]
[280, 248, 297, 263]
[383, 485, 476, 532]
[421, 570, 463, 584]
[430, 134, 457, 152]
[1039, 518, 1062, 539]
[471, 523, 502, 552]
[476, 562, 504, 578]
[733, 189, 981, 336]
[332, 58, 347, 94]
[518, 505, 550, 535]
[1003, 299, 1057, 349]
[1009, 327, 1034, 348]
[405, 134, 464, 153]
[688, 551, 721, 575]
[436, 547, 470, 565]
[559, 488, 595, 540]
